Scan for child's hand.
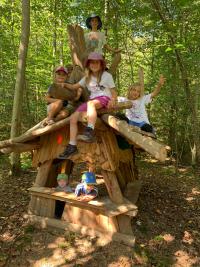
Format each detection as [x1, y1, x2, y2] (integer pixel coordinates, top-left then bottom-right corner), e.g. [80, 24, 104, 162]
[76, 195, 95, 202]
[159, 75, 166, 86]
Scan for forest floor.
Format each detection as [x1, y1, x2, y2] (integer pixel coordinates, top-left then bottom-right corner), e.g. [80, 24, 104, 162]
[0, 154, 199, 267]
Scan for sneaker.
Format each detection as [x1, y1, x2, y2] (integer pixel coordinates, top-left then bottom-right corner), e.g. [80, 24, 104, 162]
[77, 127, 96, 143]
[58, 144, 78, 159]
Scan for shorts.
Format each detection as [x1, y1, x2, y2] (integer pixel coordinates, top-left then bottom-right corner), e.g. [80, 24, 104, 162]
[47, 102, 75, 115]
[76, 96, 111, 112]
[129, 120, 155, 134]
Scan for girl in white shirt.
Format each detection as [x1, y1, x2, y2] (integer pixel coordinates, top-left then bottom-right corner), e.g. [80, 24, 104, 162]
[58, 52, 117, 159]
[118, 75, 166, 134]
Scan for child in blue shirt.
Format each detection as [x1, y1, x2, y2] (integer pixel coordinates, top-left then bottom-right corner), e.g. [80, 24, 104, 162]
[75, 172, 98, 202]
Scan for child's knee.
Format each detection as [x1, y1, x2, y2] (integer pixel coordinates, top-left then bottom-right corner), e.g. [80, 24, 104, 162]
[70, 112, 79, 124]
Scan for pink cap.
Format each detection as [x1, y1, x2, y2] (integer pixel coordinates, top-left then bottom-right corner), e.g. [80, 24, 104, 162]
[55, 66, 68, 74]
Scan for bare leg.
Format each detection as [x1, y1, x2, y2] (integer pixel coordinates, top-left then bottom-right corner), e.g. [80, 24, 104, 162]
[47, 100, 63, 120]
[54, 109, 69, 122]
[87, 100, 102, 126]
[69, 111, 80, 142]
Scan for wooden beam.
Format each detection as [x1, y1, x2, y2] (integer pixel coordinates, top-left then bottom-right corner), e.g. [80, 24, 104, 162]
[0, 117, 71, 149]
[101, 171, 124, 204]
[101, 114, 168, 162]
[98, 101, 132, 114]
[0, 142, 40, 154]
[34, 160, 53, 187]
[0, 101, 131, 151]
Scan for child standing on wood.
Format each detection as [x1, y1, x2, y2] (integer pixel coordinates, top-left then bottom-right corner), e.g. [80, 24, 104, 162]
[58, 52, 117, 159]
[118, 75, 166, 134]
[45, 66, 82, 126]
[84, 14, 121, 75]
[75, 172, 98, 202]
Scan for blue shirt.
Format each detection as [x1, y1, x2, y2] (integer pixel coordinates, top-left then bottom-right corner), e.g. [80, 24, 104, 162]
[75, 183, 98, 197]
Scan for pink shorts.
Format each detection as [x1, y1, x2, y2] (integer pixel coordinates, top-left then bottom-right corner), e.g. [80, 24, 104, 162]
[76, 96, 111, 112]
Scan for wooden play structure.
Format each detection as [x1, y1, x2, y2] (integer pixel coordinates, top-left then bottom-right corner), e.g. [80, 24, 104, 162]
[0, 25, 169, 246]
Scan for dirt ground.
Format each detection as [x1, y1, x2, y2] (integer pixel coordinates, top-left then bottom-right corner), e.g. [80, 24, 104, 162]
[0, 154, 199, 267]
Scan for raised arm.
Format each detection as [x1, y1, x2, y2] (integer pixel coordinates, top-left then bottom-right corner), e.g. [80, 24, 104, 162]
[151, 74, 166, 98]
[107, 88, 118, 108]
[104, 44, 121, 53]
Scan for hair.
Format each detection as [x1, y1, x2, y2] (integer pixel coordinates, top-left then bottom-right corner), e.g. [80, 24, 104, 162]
[85, 60, 104, 86]
[127, 83, 144, 99]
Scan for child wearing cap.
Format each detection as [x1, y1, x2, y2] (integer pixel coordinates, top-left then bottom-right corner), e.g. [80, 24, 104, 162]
[84, 14, 121, 75]
[75, 172, 98, 202]
[45, 66, 82, 126]
[85, 14, 121, 56]
[55, 173, 73, 192]
[58, 52, 117, 159]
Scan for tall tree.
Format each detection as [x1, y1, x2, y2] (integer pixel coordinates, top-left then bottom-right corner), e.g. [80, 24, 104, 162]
[10, 0, 30, 175]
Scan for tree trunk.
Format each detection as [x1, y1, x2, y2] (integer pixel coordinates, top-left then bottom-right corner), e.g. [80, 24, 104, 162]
[150, 0, 200, 165]
[10, 0, 30, 175]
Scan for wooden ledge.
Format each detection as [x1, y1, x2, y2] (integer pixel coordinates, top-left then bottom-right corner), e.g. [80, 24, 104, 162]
[28, 186, 138, 217]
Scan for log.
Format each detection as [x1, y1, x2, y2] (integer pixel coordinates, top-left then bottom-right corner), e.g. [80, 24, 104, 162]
[0, 116, 71, 149]
[101, 114, 168, 162]
[0, 142, 40, 154]
[34, 159, 53, 187]
[101, 170, 124, 204]
[67, 24, 86, 69]
[98, 101, 132, 114]
[48, 83, 77, 101]
[0, 101, 131, 151]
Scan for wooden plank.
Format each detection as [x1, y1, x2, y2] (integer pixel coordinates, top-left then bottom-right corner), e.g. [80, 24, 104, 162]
[34, 160, 53, 187]
[28, 215, 135, 247]
[102, 114, 168, 162]
[124, 181, 142, 204]
[62, 204, 119, 233]
[101, 170, 124, 204]
[45, 198, 55, 218]
[117, 214, 133, 235]
[0, 142, 40, 154]
[28, 187, 137, 217]
[28, 195, 37, 215]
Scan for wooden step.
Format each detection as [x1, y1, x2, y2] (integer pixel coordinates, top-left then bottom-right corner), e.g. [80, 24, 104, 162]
[28, 186, 138, 217]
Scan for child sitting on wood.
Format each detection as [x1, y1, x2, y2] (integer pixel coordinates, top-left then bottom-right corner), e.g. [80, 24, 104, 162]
[58, 52, 117, 159]
[44, 66, 82, 126]
[75, 172, 98, 202]
[118, 75, 166, 134]
[55, 173, 73, 193]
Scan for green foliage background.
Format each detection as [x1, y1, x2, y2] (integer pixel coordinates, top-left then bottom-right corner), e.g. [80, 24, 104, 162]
[0, 0, 199, 164]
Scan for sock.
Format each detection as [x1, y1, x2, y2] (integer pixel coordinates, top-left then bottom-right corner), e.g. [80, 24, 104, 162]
[87, 123, 94, 130]
[69, 140, 77, 146]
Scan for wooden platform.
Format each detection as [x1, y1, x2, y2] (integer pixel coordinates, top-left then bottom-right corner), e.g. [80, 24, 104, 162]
[28, 215, 136, 247]
[28, 186, 138, 217]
